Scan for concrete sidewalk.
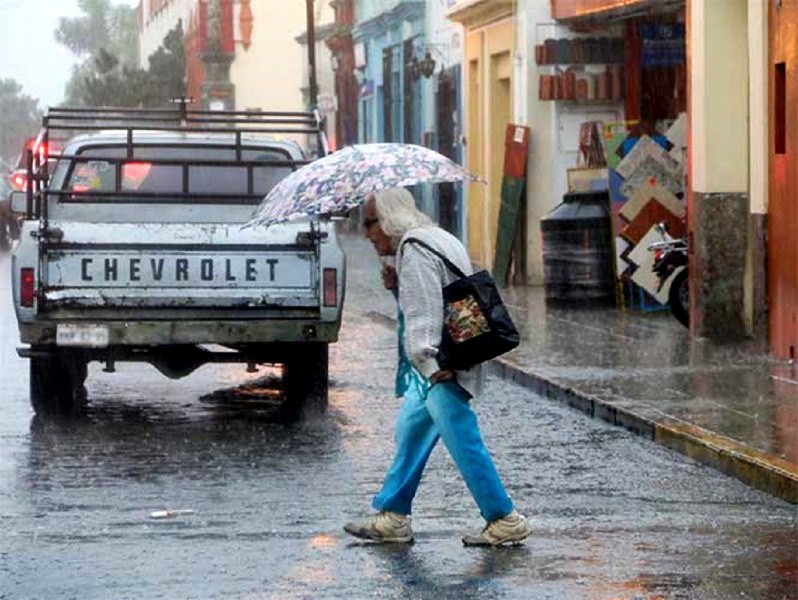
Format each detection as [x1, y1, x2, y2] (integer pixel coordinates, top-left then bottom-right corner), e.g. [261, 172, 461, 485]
[495, 285, 798, 504]
[343, 235, 798, 505]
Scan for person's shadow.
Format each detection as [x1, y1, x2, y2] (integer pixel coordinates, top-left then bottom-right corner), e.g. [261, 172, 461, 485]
[352, 539, 533, 599]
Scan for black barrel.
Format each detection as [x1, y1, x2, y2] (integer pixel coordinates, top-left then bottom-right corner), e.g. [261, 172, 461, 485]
[540, 190, 615, 304]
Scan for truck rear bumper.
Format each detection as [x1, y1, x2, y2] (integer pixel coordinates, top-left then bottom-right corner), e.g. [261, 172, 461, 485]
[18, 319, 340, 347]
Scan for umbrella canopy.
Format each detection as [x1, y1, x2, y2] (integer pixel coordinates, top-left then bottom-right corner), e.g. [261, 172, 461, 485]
[246, 143, 481, 228]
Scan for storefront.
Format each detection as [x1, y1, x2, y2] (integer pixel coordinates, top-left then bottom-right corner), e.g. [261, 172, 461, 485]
[532, 1, 687, 311]
[536, 0, 765, 345]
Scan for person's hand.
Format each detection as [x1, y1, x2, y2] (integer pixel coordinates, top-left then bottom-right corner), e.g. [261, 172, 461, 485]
[429, 369, 455, 384]
[381, 264, 398, 291]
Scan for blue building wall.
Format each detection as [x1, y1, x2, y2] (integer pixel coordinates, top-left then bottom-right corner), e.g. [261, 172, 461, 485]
[353, 2, 426, 142]
[353, 1, 432, 213]
[352, 0, 465, 235]
[423, 0, 465, 240]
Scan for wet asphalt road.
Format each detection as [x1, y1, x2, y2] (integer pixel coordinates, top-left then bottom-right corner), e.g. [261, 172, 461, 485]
[1, 246, 797, 600]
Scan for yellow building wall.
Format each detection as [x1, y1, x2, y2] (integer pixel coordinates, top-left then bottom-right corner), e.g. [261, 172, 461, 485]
[230, 1, 305, 113]
[466, 31, 485, 263]
[690, 0, 749, 194]
[140, 1, 306, 115]
[464, 18, 515, 268]
[747, 0, 768, 215]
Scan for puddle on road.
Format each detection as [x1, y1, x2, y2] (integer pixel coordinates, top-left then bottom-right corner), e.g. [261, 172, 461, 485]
[199, 372, 285, 416]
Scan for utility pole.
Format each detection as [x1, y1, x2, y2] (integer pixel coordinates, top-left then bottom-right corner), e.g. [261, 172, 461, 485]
[306, 0, 318, 108]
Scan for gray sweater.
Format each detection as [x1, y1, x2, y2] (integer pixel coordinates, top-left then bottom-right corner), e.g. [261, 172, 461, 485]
[397, 226, 486, 398]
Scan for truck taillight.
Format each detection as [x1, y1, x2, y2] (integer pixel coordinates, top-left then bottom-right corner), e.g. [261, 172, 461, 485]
[10, 170, 27, 191]
[323, 268, 337, 307]
[20, 268, 35, 307]
[27, 138, 47, 162]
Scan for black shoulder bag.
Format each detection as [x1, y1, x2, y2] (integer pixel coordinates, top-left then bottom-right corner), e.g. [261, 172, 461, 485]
[402, 238, 520, 371]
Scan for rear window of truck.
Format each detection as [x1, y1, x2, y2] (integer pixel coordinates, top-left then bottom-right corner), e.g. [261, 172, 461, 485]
[63, 146, 295, 199]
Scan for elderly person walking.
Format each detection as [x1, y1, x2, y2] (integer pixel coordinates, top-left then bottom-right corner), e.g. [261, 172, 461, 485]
[344, 188, 531, 547]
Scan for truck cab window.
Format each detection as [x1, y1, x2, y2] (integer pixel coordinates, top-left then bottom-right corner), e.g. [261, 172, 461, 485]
[63, 145, 295, 199]
[122, 163, 182, 193]
[69, 161, 116, 192]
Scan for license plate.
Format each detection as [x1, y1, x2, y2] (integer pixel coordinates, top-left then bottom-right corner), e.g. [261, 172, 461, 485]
[56, 324, 110, 348]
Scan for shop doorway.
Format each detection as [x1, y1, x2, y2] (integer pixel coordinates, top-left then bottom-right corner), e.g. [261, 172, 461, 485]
[381, 45, 403, 144]
[436, 66, 462, 238]
[489, 51, 512, 265]
[769, 0, 798, 359]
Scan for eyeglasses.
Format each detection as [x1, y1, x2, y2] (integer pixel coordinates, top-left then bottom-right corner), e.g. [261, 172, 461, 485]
[362, 217, 380, 230]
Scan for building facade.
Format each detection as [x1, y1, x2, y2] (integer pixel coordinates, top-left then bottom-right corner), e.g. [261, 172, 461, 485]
[424, 0, 466, 239]
[352, 1, 426, 147]
[540, 0, 781, 349]
[137, 0, 786, 353]
[768, 0, 795, 358]
[296, 1, 338, 149]
[138, 0, 306, 113]
[447, 0, 516, 268]
[326, 0, 360, 150]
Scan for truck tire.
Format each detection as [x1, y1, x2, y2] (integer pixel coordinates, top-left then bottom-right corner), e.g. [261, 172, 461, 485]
[30, 351, 89, 416]
[281, 343, 329, 421]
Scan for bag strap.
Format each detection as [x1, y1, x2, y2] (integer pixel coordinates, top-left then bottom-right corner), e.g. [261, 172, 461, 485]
[401, 237, 468, 279]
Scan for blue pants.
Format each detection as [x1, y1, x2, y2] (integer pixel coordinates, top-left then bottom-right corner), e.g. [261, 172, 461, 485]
[372, 380, 514, 522]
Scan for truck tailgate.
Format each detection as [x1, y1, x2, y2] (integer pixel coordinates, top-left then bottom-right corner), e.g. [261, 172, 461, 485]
[40, 222, 319, 311]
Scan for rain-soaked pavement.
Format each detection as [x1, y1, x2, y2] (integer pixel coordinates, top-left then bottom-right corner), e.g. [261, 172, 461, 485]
[1, 244, 797, 600]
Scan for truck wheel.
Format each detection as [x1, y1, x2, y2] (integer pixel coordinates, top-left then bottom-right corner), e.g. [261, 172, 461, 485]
[30, 351, 89, 416]
[281, 343, 329, 421]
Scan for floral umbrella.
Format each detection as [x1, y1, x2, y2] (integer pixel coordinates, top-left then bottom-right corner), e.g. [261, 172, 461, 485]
[246, 143, 481, 228]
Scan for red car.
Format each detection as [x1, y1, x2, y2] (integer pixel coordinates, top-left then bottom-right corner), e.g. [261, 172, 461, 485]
[1, 138, 54, 248]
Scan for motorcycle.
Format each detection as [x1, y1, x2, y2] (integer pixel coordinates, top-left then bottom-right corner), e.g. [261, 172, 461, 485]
[648, 223, 688, 328]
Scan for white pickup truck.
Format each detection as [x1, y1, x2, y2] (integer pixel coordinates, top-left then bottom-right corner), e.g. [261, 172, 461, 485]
[10, 107, 345, 418]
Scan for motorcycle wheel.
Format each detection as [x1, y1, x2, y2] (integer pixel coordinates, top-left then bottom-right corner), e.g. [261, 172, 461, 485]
[668, 269, 689, 328]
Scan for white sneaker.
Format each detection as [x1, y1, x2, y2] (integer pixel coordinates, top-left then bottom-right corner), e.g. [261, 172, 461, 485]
[461, 510, 532, 547]
[343, 511, 414, 543]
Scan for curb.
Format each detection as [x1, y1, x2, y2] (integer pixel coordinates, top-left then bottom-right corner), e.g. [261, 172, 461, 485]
[364, 308, 798, 504]
[490, 358, 798, 505]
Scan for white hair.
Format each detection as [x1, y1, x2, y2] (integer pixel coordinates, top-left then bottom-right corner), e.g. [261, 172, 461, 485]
[372, 188, 435, 243]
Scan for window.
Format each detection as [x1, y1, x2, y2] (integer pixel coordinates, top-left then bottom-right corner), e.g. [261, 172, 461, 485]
[123, 163, 182, 193]
[776, 62, 786, 155]
[69, 161, 116, 193]
[65, 145, 294, 200]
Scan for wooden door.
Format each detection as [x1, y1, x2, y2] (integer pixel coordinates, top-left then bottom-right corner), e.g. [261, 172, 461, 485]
[382, 48, 393, 143]
[466, 50, 484, 262]
[488, 51, 511, 266]
[769, 0, 798, 359]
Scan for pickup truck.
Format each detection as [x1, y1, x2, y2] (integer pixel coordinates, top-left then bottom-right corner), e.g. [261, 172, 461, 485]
[10, 106, 345, 419]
